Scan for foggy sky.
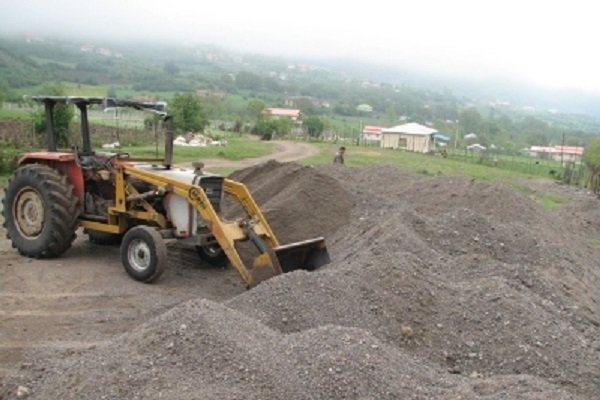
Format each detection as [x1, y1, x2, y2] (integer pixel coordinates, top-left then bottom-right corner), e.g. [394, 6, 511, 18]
[1, 0, 599, 92]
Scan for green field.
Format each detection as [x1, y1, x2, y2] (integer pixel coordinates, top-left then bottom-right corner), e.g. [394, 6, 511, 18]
[120, 136, 272, 163]
[0, 109, 31, 120]
[301, 142, 555, 180]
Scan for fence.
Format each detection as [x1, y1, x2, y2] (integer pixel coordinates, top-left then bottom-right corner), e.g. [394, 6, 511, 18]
[445, 148, 576, 179]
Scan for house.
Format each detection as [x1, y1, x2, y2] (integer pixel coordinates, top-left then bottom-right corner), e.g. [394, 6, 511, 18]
[432, 133, 450, 147]
[467, 144, 487, 152]
[528, 145, 584, 163]
[362, 125, 385, 141]
[553, 146, 584, 162]
[356, 104, 373, 113]
[381, 122, 438, 153]
[264, 108, 301, 121]
[196, 89, 226, 98]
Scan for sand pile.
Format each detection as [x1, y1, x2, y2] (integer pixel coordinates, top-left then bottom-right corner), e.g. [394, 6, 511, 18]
[3, 161, 600, 399]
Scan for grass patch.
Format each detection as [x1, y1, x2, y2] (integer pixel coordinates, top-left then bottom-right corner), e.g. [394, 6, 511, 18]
[510, 183, 568, 209]
[302, 143, 543, 181]
[121, 135, 272, 163]
[0, 109, 32, 120]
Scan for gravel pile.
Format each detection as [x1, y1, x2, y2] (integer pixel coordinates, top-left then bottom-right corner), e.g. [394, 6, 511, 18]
[3, 161, 600, 399]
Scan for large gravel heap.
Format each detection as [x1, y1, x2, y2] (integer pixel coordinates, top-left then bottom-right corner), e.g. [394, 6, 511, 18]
[4, 161, 600, 399]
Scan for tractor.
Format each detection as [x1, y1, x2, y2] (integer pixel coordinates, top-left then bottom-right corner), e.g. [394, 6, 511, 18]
[1, 96, 330, 286]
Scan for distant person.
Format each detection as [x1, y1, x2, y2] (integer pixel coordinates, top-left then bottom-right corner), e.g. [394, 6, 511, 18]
[333, 146, 346, 164]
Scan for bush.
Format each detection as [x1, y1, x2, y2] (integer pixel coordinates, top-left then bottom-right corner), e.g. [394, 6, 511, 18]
[0, 147, 21, 174]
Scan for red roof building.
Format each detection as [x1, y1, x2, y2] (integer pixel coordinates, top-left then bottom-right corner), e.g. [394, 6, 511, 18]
[265, 108, 301, 121]
[362, 125, 385, 141]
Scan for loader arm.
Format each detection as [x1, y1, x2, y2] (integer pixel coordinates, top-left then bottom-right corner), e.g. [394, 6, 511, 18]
[116, 165, 317, 286]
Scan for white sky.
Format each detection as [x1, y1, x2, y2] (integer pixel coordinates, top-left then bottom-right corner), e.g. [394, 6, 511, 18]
[1, 0, 599, 91]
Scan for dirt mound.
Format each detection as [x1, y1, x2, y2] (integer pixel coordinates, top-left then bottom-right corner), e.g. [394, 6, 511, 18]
[3, 161, 600, 399]
[227, 160, 352, 243]
[4, 299, 580, 400]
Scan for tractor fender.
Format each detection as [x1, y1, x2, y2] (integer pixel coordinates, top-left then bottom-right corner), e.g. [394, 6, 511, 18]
[17, 152, 85, 202]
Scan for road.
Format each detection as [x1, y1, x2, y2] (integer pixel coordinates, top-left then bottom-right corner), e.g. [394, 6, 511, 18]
[179, 140, 321, 169]
[0, 140, 320, 388]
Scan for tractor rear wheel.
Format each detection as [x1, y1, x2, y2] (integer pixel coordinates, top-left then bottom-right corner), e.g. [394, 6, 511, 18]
[2, 164, 79, 258]
[120, 226, 167, 283]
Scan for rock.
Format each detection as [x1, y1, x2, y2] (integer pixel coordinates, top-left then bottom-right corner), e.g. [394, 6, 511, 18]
[400, 325, 414, 338]
[16, 385, 31, 398]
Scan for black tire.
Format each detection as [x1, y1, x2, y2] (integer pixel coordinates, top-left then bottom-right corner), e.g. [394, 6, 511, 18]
[2, 164, 79, 258]
[120, 226, 167, 283]
[86, 229, 122, 245]
[195, 243, 229, 267]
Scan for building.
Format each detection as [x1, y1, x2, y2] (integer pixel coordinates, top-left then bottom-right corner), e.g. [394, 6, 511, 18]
[362, 125, 385, 141]
[196, 89, 226, 98]
[264, 108, 301, 121]
[381, 123, 438, 153]
[356, 104, 373, 113]
[528, 145, 584, 163]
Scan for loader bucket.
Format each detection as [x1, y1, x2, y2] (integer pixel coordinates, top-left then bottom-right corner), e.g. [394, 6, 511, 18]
[273, 237, 331, 273]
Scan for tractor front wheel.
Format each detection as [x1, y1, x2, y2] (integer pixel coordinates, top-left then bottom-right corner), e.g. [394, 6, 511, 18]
[2, 164, 79, 258]
[120, 226, 167, 283]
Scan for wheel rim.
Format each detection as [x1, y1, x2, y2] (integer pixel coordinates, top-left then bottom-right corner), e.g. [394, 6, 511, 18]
[127, 239, 152, 272]
[13, 187, 45, 238]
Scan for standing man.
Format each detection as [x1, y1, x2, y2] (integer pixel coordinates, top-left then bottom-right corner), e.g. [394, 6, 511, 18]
[333, 146, 346, 164]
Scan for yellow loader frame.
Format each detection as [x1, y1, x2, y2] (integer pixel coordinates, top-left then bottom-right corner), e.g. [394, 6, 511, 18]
[80, 164, 329, 286]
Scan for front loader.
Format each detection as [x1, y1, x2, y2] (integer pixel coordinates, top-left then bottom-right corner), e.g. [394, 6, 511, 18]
[1, 96, 330, 286]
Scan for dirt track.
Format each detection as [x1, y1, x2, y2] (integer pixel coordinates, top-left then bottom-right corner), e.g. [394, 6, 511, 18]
[182, 140, 321, 169]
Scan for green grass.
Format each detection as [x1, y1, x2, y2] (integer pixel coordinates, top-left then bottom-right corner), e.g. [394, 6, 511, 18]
[29, 56, 77, 69]
[0, 109, 32, 120]
[302, 142, 549, 181]
[120, 135, 272, 163]
[509, 183, 568, 209]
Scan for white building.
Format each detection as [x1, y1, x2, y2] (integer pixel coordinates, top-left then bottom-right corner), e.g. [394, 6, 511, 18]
[381, 123, 438, 153]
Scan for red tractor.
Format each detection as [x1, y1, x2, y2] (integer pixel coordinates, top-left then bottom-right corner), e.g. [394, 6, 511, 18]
[2, 96, 329, 285]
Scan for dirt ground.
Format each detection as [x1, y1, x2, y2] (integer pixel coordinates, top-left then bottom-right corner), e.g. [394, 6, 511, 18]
[0, 142, 320, 392]
[2, 148, 600, 399]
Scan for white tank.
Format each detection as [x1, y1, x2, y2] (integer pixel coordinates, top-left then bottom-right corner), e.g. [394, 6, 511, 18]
[164, 193, 198, 238]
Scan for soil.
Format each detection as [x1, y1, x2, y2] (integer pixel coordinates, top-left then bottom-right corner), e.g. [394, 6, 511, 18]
[1, 158, 600, 399]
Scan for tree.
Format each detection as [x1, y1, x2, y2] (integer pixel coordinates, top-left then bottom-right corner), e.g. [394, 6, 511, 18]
[106, 86, 118, 98]
[583, 139, 600, 193]
[169, 93, 209, 133]
[0, 87, 4, 109]
[236, 71, 262, 90]
[252, 117, 292, 140]
[303, 116, 324, 138]
[163, 60, 180, 75]
[385, 104, 398, 125]
[33, 84, 74, 148]
[459, 108, 482, 136]
[246, 99, 265, 121]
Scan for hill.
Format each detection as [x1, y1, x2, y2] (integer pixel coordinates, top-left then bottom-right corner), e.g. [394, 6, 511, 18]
[1, 35, 600, 148]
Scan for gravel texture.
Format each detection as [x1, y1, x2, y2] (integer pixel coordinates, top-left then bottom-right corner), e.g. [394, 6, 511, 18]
[3, 161, 600, 399]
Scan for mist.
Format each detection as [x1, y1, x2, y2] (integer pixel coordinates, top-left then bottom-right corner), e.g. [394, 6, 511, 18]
[1, 0, 599, 93]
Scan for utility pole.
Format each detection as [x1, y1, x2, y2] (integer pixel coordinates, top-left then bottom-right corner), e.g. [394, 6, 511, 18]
[561, 131, 565, 167]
